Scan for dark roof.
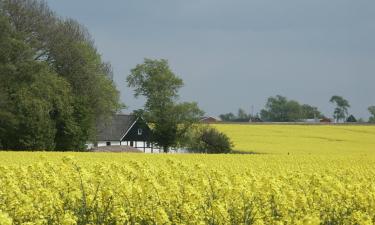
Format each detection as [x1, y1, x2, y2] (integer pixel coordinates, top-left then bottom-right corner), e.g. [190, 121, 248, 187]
[97, 115, 137, 141]
[200, 116, 218, 123]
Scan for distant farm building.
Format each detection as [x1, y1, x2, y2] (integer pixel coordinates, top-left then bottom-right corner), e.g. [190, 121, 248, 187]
[320, 118, 332, 123]
[249, 116, 263, 123]
[301, 118, 320, 123]
[200, 116, 219, 123]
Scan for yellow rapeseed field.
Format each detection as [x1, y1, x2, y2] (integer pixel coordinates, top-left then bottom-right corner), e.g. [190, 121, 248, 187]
[1, 125, 375, 224]
[213, 124, 375, 154]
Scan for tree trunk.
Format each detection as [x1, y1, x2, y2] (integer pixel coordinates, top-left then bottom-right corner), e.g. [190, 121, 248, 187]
[163, 146, 169, 153]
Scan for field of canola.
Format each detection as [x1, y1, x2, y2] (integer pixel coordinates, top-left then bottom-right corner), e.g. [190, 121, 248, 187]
[214, 124, 375, 154]
[1, 124, 375, 224]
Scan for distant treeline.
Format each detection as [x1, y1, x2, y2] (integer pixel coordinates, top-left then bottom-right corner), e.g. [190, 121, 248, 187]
[220, 95, 375, 123]
[0, 0, 121, 150]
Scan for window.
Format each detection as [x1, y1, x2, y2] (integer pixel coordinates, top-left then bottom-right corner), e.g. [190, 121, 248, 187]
[138, 128, 143, 135]
[130, 141, 134, 147]
[106, 142, 111, 146]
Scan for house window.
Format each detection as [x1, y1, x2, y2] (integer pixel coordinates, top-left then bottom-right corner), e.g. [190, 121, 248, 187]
[138, 128, 143, 135]
[130, 141, 134, 147]
[106, 142, 111, 146]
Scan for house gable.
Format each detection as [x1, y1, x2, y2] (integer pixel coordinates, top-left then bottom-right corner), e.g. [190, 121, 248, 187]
[122, 118, 152, 142]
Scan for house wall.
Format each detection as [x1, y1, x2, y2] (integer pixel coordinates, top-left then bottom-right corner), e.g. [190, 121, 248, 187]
[87, 141, 186, 154]
[97, 141, 121, 147]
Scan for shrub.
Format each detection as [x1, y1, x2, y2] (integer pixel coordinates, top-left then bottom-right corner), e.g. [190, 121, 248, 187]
[187, 126, 233, 153]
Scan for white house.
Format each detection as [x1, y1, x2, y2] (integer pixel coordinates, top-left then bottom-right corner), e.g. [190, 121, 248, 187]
[89, 114, 160, 153]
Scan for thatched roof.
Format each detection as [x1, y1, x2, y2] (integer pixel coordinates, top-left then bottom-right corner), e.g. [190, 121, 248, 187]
[97, 115, 137, 141]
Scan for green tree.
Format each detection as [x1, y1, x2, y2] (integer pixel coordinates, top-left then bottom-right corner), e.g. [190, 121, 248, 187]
[301, 104, 323, 119]
[260, 95, 300, 122]
[260, 96, 323, 122]
[187, 126, 233, 154]
[127, 59, 204, 152]
[219, 113, 236, 122]
[1, 0, 122, 150]
[330, 96, 350, 123]
[236, 108, 251, 122]
[368, 106, 375, 123]
[0, 15, 77, 150]
[219, 108, 250, 122]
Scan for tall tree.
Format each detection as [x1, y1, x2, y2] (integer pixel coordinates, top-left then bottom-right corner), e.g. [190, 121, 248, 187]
[260, 95, 300, 122]
[219, 113, 236, 122]
[329, 96, 350, 123]
[0, 0, 121, 150]
[127, 59, 204, 152]
[237, 108, 251, 122]
[0, 15, 77, 150]
[368, 106, 375, 123]
[219, 108, 251, 122]
[300, 104, 323, 119]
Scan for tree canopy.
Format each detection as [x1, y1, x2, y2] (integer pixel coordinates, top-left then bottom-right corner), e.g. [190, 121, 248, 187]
[368, 106, 375, 123]
[187, 126, 233, 154]
[0, 0, 121, 150]
[260, 95, 323, 122]
[219, 108, 251, 122]
[127, 59, 204, 152]
[330, 96, 350, 123]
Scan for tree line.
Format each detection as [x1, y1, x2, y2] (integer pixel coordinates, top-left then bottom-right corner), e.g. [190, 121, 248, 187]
[0, 0, 121, 150]
[0, 0, 231, 153]
[220, 95, 375, 123]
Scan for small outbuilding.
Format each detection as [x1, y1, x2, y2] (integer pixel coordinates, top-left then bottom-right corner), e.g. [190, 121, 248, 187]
[320, 118, 332, 123]
[249, 116, 263, 123]
[200, 116, 219, 123]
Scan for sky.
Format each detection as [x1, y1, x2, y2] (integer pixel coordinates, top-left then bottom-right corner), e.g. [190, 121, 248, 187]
[46, 0, 375, 119]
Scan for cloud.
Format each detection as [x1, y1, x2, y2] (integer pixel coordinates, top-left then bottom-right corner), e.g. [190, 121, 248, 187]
[47, 0, 375, 118]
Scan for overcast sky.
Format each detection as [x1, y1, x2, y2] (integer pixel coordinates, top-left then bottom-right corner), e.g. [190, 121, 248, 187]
[47, 0, 375, 119]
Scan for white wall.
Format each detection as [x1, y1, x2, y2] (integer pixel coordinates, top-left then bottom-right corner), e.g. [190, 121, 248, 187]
[87, 141, 187, 154]
[97, 141, 120, 147]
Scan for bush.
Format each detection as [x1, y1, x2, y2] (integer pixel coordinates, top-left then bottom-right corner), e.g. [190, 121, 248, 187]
[187, 126, 233, 153]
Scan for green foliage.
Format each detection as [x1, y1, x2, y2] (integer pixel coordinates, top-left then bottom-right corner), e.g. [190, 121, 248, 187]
[301, 104, 323, 119]
[187, 126, 233, 153]
[368, 106, 375, 123]
[219, 108, 251, 122]
[330, 96, 350, 123]
[0, 1, 121, 150]
[260, 95, 323, 122]
[127, 59, 204, 152]
[219, 112, 236, 121]
[0, 15, 77, 150]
